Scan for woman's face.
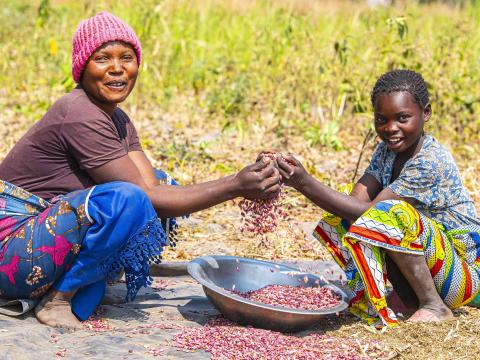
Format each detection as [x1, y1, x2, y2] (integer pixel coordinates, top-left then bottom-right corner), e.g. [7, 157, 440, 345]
[81, 41, 138, 114]
[374, 91, 431, 154]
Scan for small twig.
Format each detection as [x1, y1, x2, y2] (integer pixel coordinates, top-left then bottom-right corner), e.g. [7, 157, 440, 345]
[352, 128, 375, 183]
[386, 344, 412, 359]
[337, 93, 347, 119]
[318, 106, 326, 125]
[386, 351, 399, 360]
[443, 320, 460, 342]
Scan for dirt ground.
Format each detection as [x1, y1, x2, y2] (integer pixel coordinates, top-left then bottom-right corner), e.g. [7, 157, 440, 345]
[2, 85, 479, 359]
[1, 104, 479, 359]
[1, 214, 478, 359]
[157, 212, 480, 360]
[2, 257, 478, 360]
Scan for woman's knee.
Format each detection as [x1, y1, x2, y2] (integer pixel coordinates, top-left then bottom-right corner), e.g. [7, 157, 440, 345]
[113, 182, 153, 211]
[114, 181, 147, 198]
[101, 181, 147, 199]
[89, 181, 154, 217]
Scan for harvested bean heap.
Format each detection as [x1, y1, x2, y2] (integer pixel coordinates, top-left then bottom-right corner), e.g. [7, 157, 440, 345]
[232, 284, 341, 310]
[173, 317, 386, 360]
[238, 194, 286, 235]
[83, 307, 113, 332]
[239, 153, 289, 236]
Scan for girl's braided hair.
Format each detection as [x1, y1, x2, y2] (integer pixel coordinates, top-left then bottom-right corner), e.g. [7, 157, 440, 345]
[371, 69, 429, 109]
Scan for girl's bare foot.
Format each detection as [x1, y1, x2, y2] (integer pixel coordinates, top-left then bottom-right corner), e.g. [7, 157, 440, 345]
[385, 251, 454, 324]
[386, 290, 416, 318]
[35, 290, 83, 330]
[407, 305, 453, 323]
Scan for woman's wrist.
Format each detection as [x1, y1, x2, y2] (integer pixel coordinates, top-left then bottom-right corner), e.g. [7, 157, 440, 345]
[223, 175, 241, 200]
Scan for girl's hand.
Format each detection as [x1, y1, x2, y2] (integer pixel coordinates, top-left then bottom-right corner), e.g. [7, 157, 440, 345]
[233, 159, 281, 200]
[276, 154, 309, 191]
[256, 150, 280, 164]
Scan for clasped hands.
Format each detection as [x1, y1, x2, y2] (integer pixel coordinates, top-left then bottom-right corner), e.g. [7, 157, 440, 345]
[233, 150, 308, 200]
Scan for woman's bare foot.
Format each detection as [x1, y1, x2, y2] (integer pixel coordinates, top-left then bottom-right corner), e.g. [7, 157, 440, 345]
[407, 305, 453, 323]
[35, 290, 83, 330]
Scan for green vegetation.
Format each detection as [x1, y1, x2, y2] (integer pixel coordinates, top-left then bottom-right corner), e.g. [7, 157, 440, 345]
[2, 4, 479, 356]
[1, 0, 479, 197]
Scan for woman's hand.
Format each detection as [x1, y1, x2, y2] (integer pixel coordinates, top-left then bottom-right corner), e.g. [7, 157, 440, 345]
[233, 159, 281, 200]
[255, 150, 286, 171]
[256, 150, 280, 163]
[276, 154, 310, 191]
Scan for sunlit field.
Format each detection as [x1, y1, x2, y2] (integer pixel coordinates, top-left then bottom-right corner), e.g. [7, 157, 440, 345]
[2, 0, 480, 257]
[2, 1, 480, 358]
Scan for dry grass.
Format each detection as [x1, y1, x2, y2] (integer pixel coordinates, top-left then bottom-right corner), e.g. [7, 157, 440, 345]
[1, 1, 480, 358]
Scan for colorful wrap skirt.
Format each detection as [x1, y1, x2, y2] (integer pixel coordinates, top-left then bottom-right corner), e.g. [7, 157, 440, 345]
[313, 199, 480, 327]
[0, 170, 179, 318]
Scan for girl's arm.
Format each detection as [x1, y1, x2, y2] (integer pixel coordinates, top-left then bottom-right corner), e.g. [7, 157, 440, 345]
[350, 173, 382, 202]
[86, 151, 281, 218]
[277, 155, 411, 222]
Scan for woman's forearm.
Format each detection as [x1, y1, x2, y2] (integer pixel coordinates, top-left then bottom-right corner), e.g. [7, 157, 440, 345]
[297, 175, 372, 222]
[87, 154, 280, 218]
[147, 175, 239, 218]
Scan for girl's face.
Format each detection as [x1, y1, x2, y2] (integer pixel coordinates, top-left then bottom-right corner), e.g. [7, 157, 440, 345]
[81, 41, 138, 115]
[374, 91, 431, 154]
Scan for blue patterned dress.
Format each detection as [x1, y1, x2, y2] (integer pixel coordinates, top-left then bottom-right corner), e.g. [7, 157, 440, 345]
[365, 135, 479, 229]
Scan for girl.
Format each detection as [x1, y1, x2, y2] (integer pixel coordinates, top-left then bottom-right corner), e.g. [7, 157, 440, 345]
[274, 70, 480, 327]
[0, 12, 280, 329]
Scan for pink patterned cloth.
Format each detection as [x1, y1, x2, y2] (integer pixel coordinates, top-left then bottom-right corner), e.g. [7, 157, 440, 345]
[36, 235, 73, 266]
[72, 11, 142, 83]
[0, 255, 19, 285]
[0, 217, 18, 241]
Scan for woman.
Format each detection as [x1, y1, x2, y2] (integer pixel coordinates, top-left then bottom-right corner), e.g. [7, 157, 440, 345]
[0, 11, 280, 329]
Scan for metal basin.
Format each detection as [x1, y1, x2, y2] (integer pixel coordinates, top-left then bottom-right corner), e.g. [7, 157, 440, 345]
[187, 255, 349, 332]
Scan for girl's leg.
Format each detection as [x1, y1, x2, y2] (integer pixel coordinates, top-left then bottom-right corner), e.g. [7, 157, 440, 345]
[385, 250, 453, 321]
[344, 199, 479, 326]
[385, 255, 418, 315]
[314, 213, 383, 325]
[313, 185, 387, 325]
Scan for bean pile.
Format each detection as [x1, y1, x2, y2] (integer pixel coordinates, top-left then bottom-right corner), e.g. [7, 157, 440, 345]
[239, 153, 289, 236]
[231, 284, 341, 310]
[83, 317, 112, 331]
[173, 317, 385, 360]
[82, 307, 113, 332]
[238, 193, 287, 236]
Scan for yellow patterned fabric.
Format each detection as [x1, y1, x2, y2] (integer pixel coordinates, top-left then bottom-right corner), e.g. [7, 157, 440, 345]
[313, 199, 480, 327]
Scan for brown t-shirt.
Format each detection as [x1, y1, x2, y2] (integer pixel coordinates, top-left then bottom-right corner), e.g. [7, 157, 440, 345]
[0, 87, 143, 200]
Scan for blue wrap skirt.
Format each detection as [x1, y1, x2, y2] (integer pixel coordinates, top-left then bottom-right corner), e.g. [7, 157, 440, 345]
[0, 170, 178, 319]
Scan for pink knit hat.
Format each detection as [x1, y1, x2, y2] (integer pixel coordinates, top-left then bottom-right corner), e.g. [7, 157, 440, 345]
[72, 11, 142, 83]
